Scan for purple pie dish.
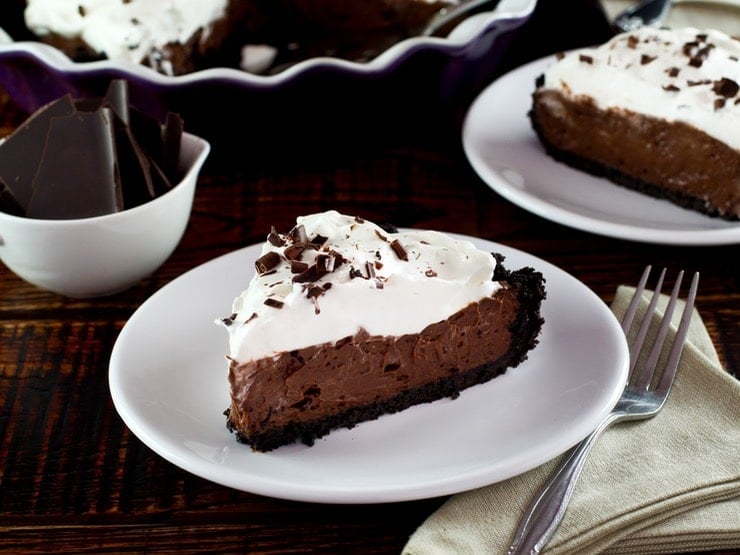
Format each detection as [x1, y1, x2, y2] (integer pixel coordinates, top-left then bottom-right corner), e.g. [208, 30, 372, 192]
[0, 0, 536, 161]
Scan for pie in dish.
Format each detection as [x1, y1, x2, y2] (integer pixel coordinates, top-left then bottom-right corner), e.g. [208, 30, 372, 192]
[22, 0, 458, 75]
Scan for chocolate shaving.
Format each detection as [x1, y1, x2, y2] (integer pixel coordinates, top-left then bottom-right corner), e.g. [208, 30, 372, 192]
[714, 98, 726, 110]
[267, 226, 285, 246]
[305, 285, 324, 298]
[578, 54, 594, 64]
[682, 40, 715, 69]
[640, 54, 657, 65]
[264, 298, 284, 309]
[284, 245, 305, 261]
[221, 312, 238, 326]
[349, 262, 375, 280]
[662, 84, 680, 92]
[390, 239, 408, 261]
[255, 251, 281, 274]
[374, 230, 388, 242]
[311, 234, 328, 246]
[425, 269, 438, 277]
[713, 78, 739, 99]
[666, 67, 680, 78]
[292, 264, 323, 283]
[325, 251, 346, 272]
[290, 260, 309, 273]
[304, 283, 333, 314]
[316, 253, 335, 273]
[290, 224, 308, 244]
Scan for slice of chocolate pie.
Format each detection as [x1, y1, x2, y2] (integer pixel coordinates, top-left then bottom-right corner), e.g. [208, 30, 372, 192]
[218, 211, 546, 451]
[530, 27, 740, 220]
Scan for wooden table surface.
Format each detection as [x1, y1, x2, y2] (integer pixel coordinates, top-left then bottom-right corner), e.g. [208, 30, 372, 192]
[0, 3, 738, 553]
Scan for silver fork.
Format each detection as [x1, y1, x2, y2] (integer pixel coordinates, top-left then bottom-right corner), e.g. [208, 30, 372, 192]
[507, 266, 699, 555]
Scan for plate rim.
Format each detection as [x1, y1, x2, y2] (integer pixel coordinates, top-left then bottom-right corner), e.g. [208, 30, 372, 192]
[109, 234, 629, 503]
[462, 55, 740, 246]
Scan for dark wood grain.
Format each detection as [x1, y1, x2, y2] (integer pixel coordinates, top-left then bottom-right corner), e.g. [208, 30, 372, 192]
[1, 5, 738, 552]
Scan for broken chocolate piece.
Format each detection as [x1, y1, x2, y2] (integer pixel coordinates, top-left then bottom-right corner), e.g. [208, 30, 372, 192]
[0, 95, 76, 211]
[113, 118, 158, 209]
[0, 79, 185, 218]
[713, 77, 739, 99]
[290, 260, 309, 273]
[26, 109, 122, 219]
[101, 79, 130, 125]
[162, 112, 184, 184]
[267, 226, 285, 247]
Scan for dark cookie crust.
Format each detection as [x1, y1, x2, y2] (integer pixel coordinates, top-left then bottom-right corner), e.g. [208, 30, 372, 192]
[529, 87, 740, 221]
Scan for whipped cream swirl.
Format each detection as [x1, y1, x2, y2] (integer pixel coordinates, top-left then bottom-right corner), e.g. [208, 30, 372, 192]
[219, 211, 500, 362]
[540, 27, 740, 150]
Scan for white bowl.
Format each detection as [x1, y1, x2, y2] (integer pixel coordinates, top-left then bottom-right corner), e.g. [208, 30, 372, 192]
[0, 132, 210, 297]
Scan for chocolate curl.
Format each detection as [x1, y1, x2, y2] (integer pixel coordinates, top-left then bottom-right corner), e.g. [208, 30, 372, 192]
[255, 251, 282, 275]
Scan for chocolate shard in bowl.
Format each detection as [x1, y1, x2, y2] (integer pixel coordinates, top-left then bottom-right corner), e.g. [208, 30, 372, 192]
[0, 79, 185, 219]
[113, 117, 158, 210]
[0, 94, 76, 213]
[26, 108, 123, 220]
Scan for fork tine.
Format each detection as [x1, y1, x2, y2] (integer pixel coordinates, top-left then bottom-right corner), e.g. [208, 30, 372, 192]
[621, 265, 652, 334]
[629, 267, 666, 379]
[634, 270, 683, 390]
[656, 271, 700, 393]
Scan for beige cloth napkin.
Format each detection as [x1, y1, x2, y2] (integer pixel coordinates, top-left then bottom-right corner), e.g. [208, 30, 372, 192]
[404, 286, 740, 554]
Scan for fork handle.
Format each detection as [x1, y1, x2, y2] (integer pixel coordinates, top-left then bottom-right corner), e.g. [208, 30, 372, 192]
[507, 414, 618, 554]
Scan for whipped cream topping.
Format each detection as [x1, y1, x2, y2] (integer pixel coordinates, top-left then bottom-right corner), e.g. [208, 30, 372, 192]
[540, 27, 740, 151]
[25, 0, 228, 73]
[219, 211, 500, 362]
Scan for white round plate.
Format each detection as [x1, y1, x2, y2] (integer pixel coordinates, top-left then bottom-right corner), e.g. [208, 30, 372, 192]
[462, 56, 740, 246]
[109, 235, 628, 504]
